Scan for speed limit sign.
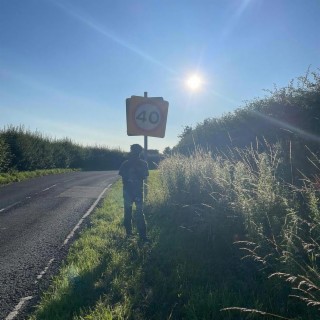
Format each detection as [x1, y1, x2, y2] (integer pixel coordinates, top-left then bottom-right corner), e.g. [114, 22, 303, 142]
[126, 95, 169, 138]
[135, 104, 161, 131]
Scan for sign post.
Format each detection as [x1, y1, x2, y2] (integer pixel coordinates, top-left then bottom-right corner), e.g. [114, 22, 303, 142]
[143, 92, 148, 199]
[126, 93, 169, 199]
[143, 92, 148, 163]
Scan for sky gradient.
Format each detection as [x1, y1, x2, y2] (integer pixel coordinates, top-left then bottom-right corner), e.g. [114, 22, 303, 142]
[0, 0, 319, 152]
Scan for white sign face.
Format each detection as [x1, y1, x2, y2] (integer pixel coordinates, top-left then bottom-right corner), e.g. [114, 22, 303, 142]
[134, 103, 162, 131]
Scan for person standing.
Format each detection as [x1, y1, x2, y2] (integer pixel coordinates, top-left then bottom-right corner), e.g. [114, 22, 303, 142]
[118, 144, 149, 241]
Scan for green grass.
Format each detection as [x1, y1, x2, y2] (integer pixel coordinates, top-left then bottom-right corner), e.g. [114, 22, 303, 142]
[0, 168, 78, 185]
[29, 179, 140, 319]
[26, 173, 273, 319]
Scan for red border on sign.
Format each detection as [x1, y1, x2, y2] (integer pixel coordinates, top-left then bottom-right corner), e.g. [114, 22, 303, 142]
[127, 96, 168, 138]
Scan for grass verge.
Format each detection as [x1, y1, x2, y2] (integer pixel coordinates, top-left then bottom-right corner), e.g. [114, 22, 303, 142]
[27, 172, 267, 320]
[0, 168, 78, 185]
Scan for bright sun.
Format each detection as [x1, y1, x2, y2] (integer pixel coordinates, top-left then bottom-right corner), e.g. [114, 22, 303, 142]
[185, 74, 203, 91]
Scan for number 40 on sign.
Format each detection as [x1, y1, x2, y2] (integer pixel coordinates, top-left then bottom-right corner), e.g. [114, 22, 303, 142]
[126, 95, 169, 138]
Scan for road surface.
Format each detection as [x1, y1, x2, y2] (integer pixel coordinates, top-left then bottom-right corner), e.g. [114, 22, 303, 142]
[0, 171, 119, 319]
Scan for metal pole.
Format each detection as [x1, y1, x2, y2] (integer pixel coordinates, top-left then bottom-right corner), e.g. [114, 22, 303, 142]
[143, 92, 148, 199]
[143, 91, 148, 162]
[144, 135, 148, 161]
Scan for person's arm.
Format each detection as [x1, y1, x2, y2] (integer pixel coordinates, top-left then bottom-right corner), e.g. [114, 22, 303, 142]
[143, 161, 149, 179]
[118, 164, 123, 177]
[118, 161, 127, 177]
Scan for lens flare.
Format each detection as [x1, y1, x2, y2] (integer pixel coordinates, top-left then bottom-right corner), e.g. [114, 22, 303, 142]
[185, 74, 203, 91]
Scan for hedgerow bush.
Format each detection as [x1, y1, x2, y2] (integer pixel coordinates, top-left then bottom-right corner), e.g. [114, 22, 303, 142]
[174, 69, 320, 184]
[0, 126, 126, 172]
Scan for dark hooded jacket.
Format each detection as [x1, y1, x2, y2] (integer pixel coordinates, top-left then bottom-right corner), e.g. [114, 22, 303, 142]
[118, 154, 149, 197]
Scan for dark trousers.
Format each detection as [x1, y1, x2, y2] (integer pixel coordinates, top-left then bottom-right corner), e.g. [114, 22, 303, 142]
[123, 189, 146, 238]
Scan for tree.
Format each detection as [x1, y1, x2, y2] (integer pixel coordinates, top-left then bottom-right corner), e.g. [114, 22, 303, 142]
[163, 147, 172, 156]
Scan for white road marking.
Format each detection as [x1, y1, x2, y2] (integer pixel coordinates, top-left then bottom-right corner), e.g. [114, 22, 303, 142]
[4, 181, 114, 319]
[41, 184, 57, 192]
[6, 256, 55, 318]
[35, 258, 55, 282]
[62, 184, 112, 247]
[0, 202, 21, 213]
[1, 184, 58, 213]
[5, 296, 33, 320]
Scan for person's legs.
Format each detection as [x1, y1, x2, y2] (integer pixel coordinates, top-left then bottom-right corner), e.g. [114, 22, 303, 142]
[123, 189, 133, 236]
[135, 196, 147, 240]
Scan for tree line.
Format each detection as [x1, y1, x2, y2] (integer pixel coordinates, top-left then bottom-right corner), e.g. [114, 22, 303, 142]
[172, 69, 320, 183]
[0, 126, 164, 173]
[0, 126, 126, 172]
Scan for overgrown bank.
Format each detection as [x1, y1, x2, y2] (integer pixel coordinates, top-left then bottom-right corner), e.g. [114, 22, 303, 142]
[29, 146, 320, 319]
[158, 148, 320, 319]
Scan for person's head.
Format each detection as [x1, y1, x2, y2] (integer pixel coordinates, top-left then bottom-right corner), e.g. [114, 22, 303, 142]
[130, 144, 143, 157]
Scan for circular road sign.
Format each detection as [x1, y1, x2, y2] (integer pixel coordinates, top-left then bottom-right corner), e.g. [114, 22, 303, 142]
[134, 103, 162, 131]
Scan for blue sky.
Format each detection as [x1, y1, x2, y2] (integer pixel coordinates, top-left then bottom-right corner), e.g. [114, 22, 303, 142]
[0, 0, 319, 152]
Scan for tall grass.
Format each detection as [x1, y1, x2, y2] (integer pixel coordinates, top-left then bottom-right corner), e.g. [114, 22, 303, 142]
[158, 145, 320, 319]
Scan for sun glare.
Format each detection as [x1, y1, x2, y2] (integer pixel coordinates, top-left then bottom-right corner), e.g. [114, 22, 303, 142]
[185, 74, 203, 91]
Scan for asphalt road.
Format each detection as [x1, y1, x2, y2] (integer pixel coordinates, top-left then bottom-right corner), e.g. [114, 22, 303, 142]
[0, 171, 119, 320]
